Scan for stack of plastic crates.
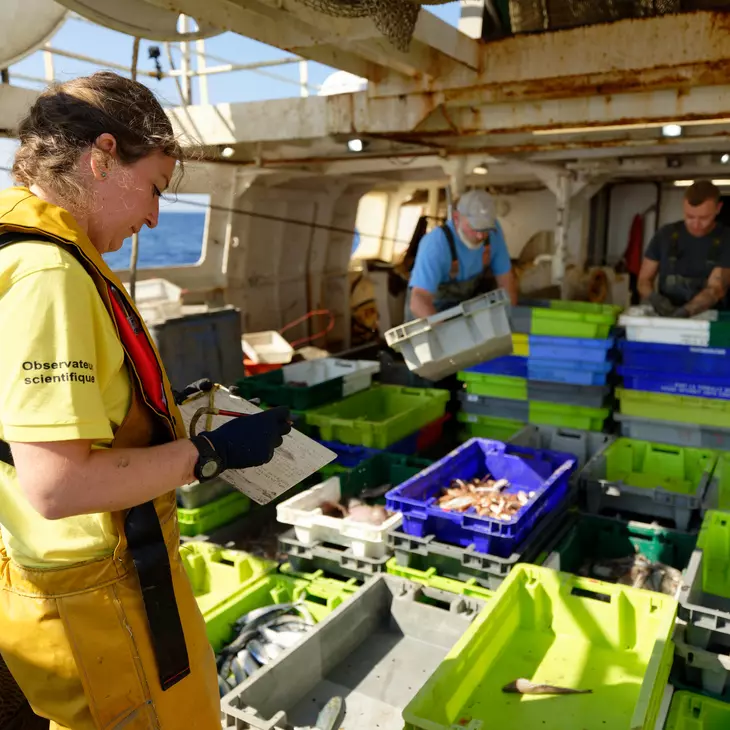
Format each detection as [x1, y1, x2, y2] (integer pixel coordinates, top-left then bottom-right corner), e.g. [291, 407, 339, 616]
[616, 308, 730, 450]
[457, 300, 621, 441]
[383, 437, 578, 590]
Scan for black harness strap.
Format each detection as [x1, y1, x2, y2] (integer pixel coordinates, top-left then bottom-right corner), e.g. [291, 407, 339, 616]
[668, 221, 721, 275]
[0, 231, 190, 691]
[442, 224, 460, 279]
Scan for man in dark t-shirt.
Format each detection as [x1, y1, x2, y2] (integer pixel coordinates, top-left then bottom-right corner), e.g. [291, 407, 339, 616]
[638, 180, 730, 317]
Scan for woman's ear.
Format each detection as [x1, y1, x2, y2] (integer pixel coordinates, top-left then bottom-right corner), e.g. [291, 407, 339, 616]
[90, 133, 118, 181]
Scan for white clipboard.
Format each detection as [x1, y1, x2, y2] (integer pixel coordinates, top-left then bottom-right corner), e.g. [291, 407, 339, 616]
[178, 385, 335, 505]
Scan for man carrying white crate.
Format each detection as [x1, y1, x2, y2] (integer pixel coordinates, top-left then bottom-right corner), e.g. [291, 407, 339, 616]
[638, 180, 730, 317]
[404, 189, 518, 321]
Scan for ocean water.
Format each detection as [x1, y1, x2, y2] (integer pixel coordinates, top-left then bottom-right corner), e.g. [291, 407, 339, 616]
[104, 212, 206, 270]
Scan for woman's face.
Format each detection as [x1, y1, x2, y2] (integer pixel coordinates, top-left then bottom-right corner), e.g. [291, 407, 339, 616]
[87, 145, 176, 255]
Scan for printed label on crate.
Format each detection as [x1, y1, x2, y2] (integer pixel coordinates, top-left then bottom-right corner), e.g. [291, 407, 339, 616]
[179, 386, 336, 504]
[467, 394, 479, 403]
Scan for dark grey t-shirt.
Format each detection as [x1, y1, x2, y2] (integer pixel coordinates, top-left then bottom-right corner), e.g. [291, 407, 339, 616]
[645, 221, 730, 279]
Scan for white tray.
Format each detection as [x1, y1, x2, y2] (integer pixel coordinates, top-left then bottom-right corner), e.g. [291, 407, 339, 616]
[276, 477, 401, 559]
[242, 330, 294, 364]
[280, 358, 380, 397]
[619, 306, 718, 346]
[384, 289, 513, 381]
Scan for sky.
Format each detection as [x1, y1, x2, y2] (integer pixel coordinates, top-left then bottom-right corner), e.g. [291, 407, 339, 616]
[0, 3, 462, 207]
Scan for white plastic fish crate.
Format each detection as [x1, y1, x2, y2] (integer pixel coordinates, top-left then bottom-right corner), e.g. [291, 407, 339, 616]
[281, 358, 380, 398]
[220, 574, 487, 730]
[127, 277, 183, 324]
[276, 477, 401, 559]
[384, 290, 512, 381]
[242, 331, 294, 365]
[619, 307, 718, 347]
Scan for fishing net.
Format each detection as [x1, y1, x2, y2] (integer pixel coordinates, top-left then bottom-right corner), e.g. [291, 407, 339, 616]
[509, 0, 681, 33]
[290, 0, 453, 52]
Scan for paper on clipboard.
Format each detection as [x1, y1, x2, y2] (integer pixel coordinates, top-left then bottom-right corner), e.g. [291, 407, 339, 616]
[178, 386, 336, 505]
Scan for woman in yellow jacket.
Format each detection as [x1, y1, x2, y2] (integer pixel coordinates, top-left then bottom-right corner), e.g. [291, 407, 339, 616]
[0, 71, 290, 729]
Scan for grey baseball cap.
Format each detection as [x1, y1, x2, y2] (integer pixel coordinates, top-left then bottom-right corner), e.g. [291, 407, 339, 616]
[456, 190, 497, 231]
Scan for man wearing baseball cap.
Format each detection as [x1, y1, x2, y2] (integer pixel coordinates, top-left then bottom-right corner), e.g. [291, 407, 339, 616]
[405, 189, 517, 321]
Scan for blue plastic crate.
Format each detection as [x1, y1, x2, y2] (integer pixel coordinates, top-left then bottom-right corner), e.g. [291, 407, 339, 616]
[528, 335, 616, 364]
[619, 340, 730, 376]
[618, 365, 730, 401]
[384, 438, 577, 557]
[317, 440, 381, 468]
[462, 356, 528, 378]
[527, 359, 614, 385]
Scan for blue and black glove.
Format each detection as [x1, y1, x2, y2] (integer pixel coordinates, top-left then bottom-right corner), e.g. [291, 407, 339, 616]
[198, 406, 292, 471]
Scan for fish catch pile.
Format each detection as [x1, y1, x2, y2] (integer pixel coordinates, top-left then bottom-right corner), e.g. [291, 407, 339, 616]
[436, 477, 535, 521]
[217, 601, 314, 697]
[579, 553, 682, 596]
[318, 483, 394, 526]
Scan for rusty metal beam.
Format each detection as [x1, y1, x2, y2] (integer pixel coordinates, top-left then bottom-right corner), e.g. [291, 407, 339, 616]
[142, 0, 479, 81]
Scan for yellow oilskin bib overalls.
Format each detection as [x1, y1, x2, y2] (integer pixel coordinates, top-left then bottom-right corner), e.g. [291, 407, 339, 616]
[0, 188, 220, 729]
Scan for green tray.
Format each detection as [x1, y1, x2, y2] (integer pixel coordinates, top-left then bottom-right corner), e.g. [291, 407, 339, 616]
[696, 510, 730, 599]
[665, 691, 730, 729]
[206, 565, 360, 653]
[385, 558, 494, 601]
[177, 491, 251, 537]
[529, 400, 610, 431]
[305, 384, 449, 448]
[456, 412, 526, 441]
[339, 451, 432, 501]
[601, 438, 717, 495]
[403, 564, 677, 730]
[458, 372, 528, 400]
[180, 543, 276, 650]
[617, 388, 730, 429]
[544, 512, 697, 576]
[532, 301, 620, 339]
[235, 370, 342, 411]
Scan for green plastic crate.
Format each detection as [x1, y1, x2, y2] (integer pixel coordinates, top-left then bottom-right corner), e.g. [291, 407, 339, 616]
[544, 513, 697, 577]
[458, 373, 528, 400]
[180, 543, 276, 650]
[235, 370, 342, 410]
[533, 301, 620, 339]
[617, 388, 730, 429]
[456, 412, 526, 441]
[177, 491, 251, 537]
[403, 564, 677, 730]
[340, 451, 432, 501]
[206, 565, 360, 653]
[665, 691, 730, 729]
[529, 400, 610, 431]
[305, 384, 449, 448]
[696, 510, 730, 600]
[704, 452, 730, 511]
[385, 558, 494, 601]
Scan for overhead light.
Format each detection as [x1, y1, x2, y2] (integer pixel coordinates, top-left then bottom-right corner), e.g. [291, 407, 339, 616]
[662, 124, 683, 138]
[347, 138, 364, 153]
[674, 179, 730, 187]
[220, 146, 235, 158]
[722, 154, 730, 164]
[472, 165, 488, 175]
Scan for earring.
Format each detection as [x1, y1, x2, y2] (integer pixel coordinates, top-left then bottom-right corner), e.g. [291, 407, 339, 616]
[101, 171, 107, 178]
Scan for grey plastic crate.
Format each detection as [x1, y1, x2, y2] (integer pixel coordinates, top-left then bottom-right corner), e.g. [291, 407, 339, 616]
[579, 446, 715, 531]
[388, 507, 575, 591]
[527, 381, 612, 408]
[457, 391, 529, 421]
[672, 625, 730, 700]
[510, 424, 615, 473]
[679, 549, 730, 652]
[615, 413, 730, 450]
[220, 574, 486, 730]
[278, 530, 390, 580]
[177, 477, 235, 509]
[149, 306, 243, 391]
[508, 305, 533, 334]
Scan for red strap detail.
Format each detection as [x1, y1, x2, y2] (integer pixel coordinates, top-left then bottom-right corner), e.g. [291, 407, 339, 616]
[107, 284, 169, 415]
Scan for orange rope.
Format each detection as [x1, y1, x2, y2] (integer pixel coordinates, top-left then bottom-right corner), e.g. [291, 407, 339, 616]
[279, 309, 335, 349]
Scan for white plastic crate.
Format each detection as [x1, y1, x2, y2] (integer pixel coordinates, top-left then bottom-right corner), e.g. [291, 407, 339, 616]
[242, 330, 294, 364]
[127, 277, 183, 324]
[276, 476, 401, 559]
[385, 289, 512, 381]
[281, 358, 380, 397]
[619, 306, 717, 346]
